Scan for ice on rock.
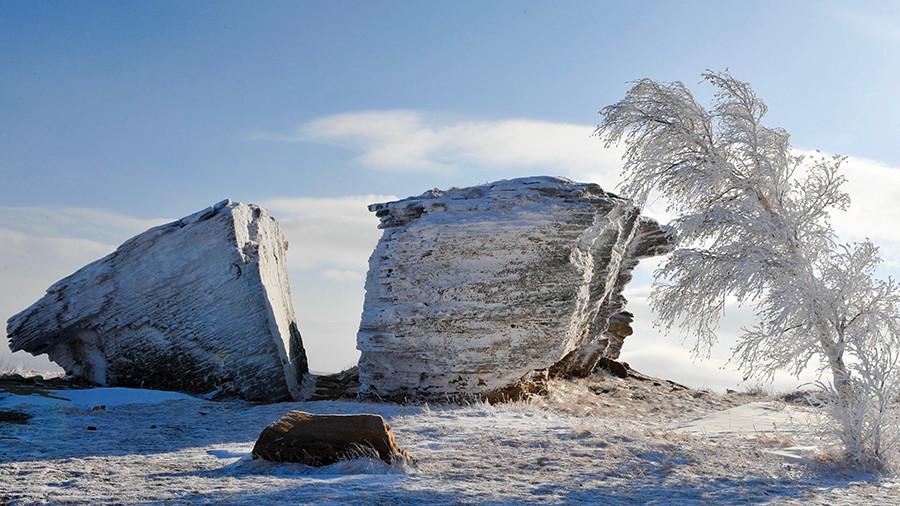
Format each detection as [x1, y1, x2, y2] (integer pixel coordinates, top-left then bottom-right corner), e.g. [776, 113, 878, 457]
[6, 199, 308, 402]
[357, 176, 672, 400]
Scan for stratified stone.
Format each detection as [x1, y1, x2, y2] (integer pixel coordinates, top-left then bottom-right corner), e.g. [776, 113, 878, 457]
[357, 176, 672, 400]
[309, 366, 360, 401]
[252, 411, 413, 466]
[6, 199, 308, 402]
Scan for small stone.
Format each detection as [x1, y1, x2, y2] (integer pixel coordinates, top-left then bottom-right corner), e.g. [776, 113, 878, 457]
[596, 357, 630, 378]
[252, 411, 413, 466]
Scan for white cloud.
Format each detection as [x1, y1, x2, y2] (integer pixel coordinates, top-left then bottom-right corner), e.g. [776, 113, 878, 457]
[256, 110, 626, 185]
[621, 342, 818, 393]
[269, 111, 900, 262]
[0, 206, 166, 247]
[264, 195, 394, 372]
[274, 110, 900, 269]
[320, 269, 365, 283]
[824, 154, 900, 267]
[264, 195, 395, 276]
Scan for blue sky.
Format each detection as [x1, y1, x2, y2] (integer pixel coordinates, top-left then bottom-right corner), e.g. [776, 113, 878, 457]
[2, 1, 900, 389]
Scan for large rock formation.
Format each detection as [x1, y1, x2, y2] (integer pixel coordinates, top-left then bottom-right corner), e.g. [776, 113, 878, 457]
[252, 411, 413, 466]
[6, 199, 308, 402]
[357, 176, 671, 400]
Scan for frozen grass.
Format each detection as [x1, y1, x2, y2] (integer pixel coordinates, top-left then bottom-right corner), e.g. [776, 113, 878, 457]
[1, 379, 898, 504]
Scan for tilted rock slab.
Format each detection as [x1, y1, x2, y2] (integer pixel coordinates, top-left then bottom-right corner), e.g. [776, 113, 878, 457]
[357, 176, 671, 400]
[6, 199, 308, 402]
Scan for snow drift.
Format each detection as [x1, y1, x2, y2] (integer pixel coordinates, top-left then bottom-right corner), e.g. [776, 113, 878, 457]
[357, 176, 671, 400]
[6, 199, 308, 402]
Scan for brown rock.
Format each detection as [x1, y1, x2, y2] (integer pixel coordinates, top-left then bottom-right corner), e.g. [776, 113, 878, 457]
[482, 369, 549, 403]
[252, 411, 412, 466]
[596, 357, 630, 378]
[605, 311, 634, 338]
[309, 367, 360, 401]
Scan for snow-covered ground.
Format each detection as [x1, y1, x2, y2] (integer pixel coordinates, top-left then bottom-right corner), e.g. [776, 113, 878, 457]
[1, 376, 898, 505]
[0, 386, 194, 410]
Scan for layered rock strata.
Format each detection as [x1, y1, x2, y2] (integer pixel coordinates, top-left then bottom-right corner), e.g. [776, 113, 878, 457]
[309, 367, 360, 401]
[6, 199, 308, 402]
[357, 176, 672, 400]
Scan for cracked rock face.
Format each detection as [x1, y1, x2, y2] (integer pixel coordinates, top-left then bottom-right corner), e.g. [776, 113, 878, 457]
[6, 200, 308, 402]
[357, 176, 671, 400]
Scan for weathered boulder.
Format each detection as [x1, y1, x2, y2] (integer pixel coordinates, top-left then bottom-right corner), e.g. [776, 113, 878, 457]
[357, 176, 671, 400]
[6, 199, 308, 402]
[252, 411, 412, 466]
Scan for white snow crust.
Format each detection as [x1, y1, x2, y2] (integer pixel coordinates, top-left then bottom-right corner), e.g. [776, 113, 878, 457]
[0, 387, 195, 409]
[2, 379, 896, 504]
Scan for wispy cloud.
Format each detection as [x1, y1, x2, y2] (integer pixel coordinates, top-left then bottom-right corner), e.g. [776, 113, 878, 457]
[258, 111, 900, 265]
[622, 340, 819, 392]
[264, 194, 395, 279]
[824, 154, 900, 267]
[829, 5, 900, 46]
[253, 110, 626, 181]
[0, 206, 167, 247]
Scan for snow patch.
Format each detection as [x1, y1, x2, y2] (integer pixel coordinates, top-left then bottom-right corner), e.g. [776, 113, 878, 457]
[674, 401, 820, 436]
[0, 387, 196, 410]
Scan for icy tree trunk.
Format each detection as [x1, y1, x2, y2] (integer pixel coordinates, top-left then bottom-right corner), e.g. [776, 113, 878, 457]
[6, 199, 308, 402]
[357, 177, 671, 400]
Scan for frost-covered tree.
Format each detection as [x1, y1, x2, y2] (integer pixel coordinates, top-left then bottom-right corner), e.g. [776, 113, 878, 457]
[810, 242, 900, 468]
[596, 71, 900, 470]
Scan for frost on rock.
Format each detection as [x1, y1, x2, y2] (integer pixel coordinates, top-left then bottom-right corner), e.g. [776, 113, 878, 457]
[6, 199, 308, 402]
[357, 176, 672, 400]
